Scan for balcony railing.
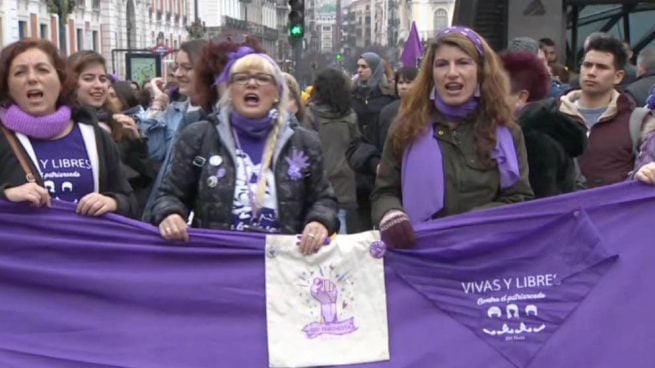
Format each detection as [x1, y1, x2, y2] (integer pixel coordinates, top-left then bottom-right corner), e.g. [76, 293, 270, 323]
[224, 16, 249, 31]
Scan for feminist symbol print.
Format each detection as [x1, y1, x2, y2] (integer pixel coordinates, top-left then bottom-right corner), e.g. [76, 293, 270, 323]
[302, 278, 357, 339]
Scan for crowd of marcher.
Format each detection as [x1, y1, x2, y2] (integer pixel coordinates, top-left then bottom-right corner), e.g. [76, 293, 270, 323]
[1, 27, 654, 251]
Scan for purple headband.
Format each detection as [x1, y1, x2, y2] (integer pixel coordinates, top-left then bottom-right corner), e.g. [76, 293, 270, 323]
[436, 26, 485, 61]
[214, 46, 256, 86]
[213, 47, 285, 96]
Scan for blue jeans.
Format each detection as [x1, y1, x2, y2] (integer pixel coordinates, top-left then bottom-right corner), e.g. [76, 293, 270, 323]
[338, 208, 348, 235]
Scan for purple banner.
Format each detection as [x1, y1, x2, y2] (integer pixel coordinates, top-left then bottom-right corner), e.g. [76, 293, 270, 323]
[0, 182, 654, 367]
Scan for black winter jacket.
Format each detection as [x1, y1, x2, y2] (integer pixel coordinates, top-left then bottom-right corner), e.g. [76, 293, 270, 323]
[350, 85, 396, 195]
[150, 113, 339, 235]
[0, 107, 136, 217]
[518, 99, 587, 198]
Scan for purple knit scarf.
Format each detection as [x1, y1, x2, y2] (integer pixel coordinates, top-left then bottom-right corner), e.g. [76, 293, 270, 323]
[0, 104, 72, 139]
[230, 111, 275, 139]
[401, 124, 520, 224]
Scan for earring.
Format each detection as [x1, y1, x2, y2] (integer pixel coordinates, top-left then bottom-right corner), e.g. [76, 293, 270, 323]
[274, 98, 279, 104]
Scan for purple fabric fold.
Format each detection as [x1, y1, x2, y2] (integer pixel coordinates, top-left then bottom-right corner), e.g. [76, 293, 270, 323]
[401, 125, 444, 224]
[493, 126, 521, 189]
[0, 104, 72, 139]
[402, 124, 519, 223]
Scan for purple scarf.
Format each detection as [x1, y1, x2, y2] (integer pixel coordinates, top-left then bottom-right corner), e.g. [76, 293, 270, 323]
[230, 111, 275, 139]
[434, 93, 480, 122]
[401, 124, 520, 224]
[0, 105, 72, 139]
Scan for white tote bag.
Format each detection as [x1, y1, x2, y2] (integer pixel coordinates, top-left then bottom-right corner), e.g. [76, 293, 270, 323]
[265, 231, 389, 368]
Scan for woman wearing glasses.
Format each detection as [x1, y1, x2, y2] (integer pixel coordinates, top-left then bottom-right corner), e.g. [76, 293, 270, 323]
[150, 50, 338, 255]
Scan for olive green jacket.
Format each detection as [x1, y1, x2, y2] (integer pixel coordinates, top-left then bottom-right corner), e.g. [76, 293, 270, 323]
[371, 114, 534, 226]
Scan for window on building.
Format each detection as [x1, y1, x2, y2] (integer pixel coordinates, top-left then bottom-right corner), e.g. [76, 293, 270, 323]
[434, 8, 448, 31]
[40, 24, 47, 39]
[92, 30, 99, 51]
[77, 28, 84, 51]
[18, 20, 27, 39]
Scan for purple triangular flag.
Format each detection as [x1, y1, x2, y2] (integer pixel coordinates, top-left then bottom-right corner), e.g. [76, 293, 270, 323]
[401, 22, 424, 68]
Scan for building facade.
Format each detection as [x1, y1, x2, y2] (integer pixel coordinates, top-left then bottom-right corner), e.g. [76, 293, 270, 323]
[347, 0, 371, 48]
[401, 0, 455, 42]
[1, 0, 190, 81]
[202, 0, 280, 56]
[316, 7, 335, 53]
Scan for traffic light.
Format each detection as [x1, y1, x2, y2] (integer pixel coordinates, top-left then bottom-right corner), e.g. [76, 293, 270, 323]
[288, 0, 304, 39]
[336, 53, 343, 61]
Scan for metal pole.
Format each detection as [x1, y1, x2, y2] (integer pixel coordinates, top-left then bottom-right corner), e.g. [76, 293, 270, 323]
[194, 0, 199, 22]
[571, 5, 579, 69]
[293, 38, 302, 82]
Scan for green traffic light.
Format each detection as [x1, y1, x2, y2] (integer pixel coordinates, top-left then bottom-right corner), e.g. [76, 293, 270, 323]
[336, 53, 343, 61]
[290, 25, 304, 38]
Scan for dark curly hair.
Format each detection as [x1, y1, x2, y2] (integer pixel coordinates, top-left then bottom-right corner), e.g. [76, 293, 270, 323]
[193, 35, 265, 111]
[0, 38, 74, 108]
[312, 68, 352, 117]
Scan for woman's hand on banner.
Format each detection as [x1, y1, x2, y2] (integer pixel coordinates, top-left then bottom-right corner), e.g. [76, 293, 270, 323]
[379, 210, 416, 249]
[299, 222, 328, 256]
[159, 214, 189, 242]
[635, 162, 655, 185]
[4, 183, 51, 208]
[76, 193, 117, 217]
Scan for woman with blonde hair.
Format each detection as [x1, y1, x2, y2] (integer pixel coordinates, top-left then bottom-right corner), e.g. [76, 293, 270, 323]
[372, 26, 533, 249]
[150, 49, 338, 255]
[283, 72, 305, 124]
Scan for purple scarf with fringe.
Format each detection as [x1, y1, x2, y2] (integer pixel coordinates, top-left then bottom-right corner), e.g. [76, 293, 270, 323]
[401, 124, 520, 223]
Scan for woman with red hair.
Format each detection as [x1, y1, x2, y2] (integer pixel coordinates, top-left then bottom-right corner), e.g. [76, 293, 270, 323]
[501, 51, 587, 198]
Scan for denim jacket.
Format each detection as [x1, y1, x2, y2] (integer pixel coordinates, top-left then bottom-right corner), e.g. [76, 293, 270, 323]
[139, 99, 189, 164]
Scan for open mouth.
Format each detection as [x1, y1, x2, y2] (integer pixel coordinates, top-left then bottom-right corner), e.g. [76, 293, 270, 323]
[244, 93, 260, 107]
[445, 83, 464, 92]
[27, 90, 44, 101]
